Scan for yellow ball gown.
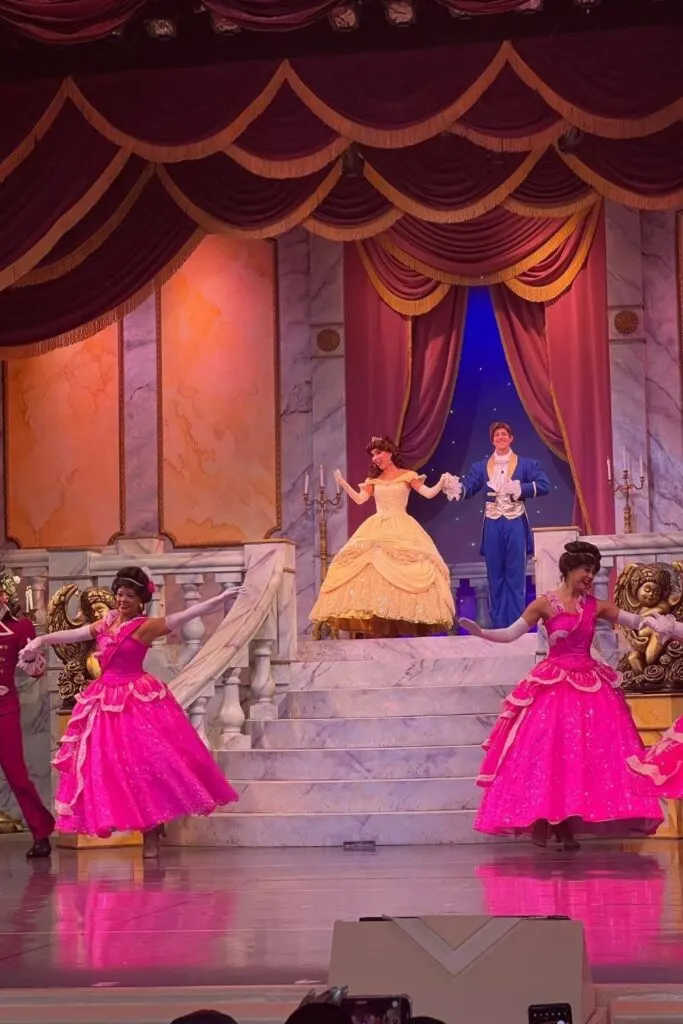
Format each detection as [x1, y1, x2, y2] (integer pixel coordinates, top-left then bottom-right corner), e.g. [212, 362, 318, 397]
[310, 470, 455, 637]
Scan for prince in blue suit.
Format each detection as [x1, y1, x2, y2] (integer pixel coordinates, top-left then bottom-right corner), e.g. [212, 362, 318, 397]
[445, 421, 550, 628]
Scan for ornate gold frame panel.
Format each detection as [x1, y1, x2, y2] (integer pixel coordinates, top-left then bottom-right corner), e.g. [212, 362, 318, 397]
[156, 238, 281, 548]
[2, 324, 125, 549]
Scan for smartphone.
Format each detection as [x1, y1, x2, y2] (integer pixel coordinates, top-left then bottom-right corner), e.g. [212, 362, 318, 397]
[529, 1004, 573, 1024]
[341, 995, 412, 1024]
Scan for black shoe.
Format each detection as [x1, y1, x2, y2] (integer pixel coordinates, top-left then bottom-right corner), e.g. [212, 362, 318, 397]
[26, 838, 52, 860]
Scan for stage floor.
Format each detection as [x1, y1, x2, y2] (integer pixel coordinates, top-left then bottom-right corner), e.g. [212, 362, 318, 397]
[0, 836, 681, 989]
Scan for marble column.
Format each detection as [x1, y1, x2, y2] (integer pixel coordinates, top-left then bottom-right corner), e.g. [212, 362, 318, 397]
[605, 202, 650, 533]
[121, 296, 160, 536]
[642, 211, 683, 532]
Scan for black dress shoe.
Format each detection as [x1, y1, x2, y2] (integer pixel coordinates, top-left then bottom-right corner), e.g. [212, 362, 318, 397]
[26, 838, 52, 859]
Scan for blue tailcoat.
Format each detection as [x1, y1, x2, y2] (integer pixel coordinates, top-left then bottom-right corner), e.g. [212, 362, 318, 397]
[461, 453, 550, 627]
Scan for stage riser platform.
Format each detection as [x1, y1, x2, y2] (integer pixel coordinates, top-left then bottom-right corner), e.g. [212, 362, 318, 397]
[283, 684, 511, 719]
[226, 778, 482, 814]
[247, 714, 498, 750]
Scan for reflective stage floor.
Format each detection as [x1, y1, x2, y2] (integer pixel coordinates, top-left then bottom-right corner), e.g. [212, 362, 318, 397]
[0, 836, 682, 990]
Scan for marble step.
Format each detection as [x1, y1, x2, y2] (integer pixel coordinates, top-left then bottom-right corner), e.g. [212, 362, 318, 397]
[169, 809, 500, 847]
[247, 714, 496, 750]
[288, 654, 533, 690]
[219, 744, 484, 781]
[297, 633, 538, 663]
[227, 778, 480, 813]
[283, 684, 508, 719]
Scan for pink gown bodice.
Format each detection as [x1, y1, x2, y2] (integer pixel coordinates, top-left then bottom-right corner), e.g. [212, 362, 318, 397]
[543, 593, 599, 670]
[96, 621, 147, 682]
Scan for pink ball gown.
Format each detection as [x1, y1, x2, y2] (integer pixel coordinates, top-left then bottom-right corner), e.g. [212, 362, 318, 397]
[627, 719, 683, 798]
[53, 613, 238, 837]
[474, 593, 663, 838]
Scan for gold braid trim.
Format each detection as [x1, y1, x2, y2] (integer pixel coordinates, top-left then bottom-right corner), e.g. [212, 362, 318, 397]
[395, 316, 414, 444]
[16, 163, 155, 287]
[505, 200, 601, 303]
[490, 286, 568, 461]
[0, 82, 68, 187]
[2, 229, 204, 361]
[504, 190, 598, 219]
[558, 150, 683, 211]
[356, 238, 450, 314]
[284, 45, 509, 148]
[1, 149, 131, 292]
[225, 136, 349, 179]
[66, 64, 287, 162]
[380, 208, 587, 286]
[363, 147, 543, 224]
[158, 160, 342, 239]
[304, 207, 403, 241]
[507, 46, 683, 139]
[448, 118, 566, 154]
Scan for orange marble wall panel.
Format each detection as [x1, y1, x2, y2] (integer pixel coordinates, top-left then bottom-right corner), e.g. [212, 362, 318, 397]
[5, 327, 121, 548]
[159, 235, 278, 545]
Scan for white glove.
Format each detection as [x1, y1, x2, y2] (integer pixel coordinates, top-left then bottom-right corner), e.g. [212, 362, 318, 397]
[462, 617, 530, 643]
[640, 612, 679, 638]
[459, 617, 482, 637]
[334, 470, 371, 505]
[442, 473, 463, 502]
[500, 479, 522, 499]
[166, 586, 245, 631]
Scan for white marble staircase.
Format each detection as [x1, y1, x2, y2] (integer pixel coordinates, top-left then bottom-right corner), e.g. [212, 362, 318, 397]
[169, 634, 538, 847]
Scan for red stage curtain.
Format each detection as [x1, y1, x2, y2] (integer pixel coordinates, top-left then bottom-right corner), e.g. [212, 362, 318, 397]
[356, 237, 450, 315]
[452, 65, 560, 151]
[0, 79, 63, 180]
[545, 207, 614, 536]
[0, 0, 144, 41]
[506, 150, 592, 216]
[344, 242, 412, 532]
[305, 175, 398, 239]
[399, 287, 468, 469]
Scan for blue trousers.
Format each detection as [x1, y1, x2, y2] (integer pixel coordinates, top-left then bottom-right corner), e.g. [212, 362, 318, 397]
[483, 516, 528, 629]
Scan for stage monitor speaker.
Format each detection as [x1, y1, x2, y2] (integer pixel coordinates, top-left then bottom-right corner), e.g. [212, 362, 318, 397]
[328, 915, 594, 1024]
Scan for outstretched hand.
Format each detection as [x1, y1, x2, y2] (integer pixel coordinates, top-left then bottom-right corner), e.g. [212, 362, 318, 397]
[459, 617, 483, 637]
[20, 636, 44, 660]
[223, 585, 247, 600]
[333, 469, 344, 485]
[641, 612, 676, 635]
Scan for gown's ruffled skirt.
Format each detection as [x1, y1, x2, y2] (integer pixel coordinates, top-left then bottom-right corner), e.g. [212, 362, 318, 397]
[627, 715, 683, 799]
[310, 511, 454, 636]
[475, 654, 663, 838]
[54, 673, 238, 837]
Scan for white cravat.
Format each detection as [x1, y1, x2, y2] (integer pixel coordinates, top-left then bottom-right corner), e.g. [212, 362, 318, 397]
[486, 452, 523, 520]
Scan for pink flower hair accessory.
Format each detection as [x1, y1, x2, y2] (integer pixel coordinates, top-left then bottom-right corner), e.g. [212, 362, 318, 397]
[147, 580, 157, 595]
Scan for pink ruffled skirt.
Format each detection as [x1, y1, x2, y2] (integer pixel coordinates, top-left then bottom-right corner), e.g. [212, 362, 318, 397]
[627, 716, 683, 799]
[475, 655, 663, 837]
[54, 673, 238, 837]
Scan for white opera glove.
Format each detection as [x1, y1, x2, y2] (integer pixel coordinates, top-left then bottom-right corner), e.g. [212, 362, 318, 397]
[165, 586, 245, 632]
[500, 479, 522, 499]
[442, 473, 463, 502]
[415, 476, 444, 499]
[460, 616, 531, 643]
[22, 623, 95, 655]
[615, 609, 645, 631]
[639, 612, 679, 638]
[334, 469, 370, 505]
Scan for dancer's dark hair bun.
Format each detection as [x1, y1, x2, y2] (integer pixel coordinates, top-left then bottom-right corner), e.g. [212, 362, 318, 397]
[111, 565, 153, 604]
[559, 540, 601, 579]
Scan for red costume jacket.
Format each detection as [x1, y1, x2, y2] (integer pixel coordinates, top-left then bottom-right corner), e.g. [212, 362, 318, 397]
[0, 615, 35, 717]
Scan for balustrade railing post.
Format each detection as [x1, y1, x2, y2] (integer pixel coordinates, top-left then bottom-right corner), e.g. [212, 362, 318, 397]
[472, 578, 491, 628]
[217, 668, 250, 749]
[27, 573, 48, 634]
[174, 574, 205, 667]
[249, 639, 277, 720]
[188, 692, 210, 745]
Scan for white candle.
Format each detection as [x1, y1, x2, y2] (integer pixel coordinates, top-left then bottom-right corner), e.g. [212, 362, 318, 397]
[319, 464, 324, 488]
[25, 588, 33, 612]
[622, 447, 627, 471]
[639, 457, 644, 479]
[304, 472, 309, 495]
[606, 458, 612, 483]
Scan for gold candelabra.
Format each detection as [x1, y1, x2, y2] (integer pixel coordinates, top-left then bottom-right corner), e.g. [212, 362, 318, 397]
[303, 465, 342, 640]
[607, 452, 645, 534]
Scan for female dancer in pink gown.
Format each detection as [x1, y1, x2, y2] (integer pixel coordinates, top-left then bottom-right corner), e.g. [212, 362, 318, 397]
[627, 611, 683, 797]
[20, 566, 239, 857]
[460, 541, 663, 849]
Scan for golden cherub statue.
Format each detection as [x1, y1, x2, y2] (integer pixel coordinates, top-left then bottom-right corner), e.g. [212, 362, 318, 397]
[46, 584, 116, 709]
[614, 561, 683, 692]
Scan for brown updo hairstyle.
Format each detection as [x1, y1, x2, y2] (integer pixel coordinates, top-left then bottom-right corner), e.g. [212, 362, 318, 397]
[366, 434, 406, 479]
[111, 566, 153, 606]
[559, 541, 601, 580]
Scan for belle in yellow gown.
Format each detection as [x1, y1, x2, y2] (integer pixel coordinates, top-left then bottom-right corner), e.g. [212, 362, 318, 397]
[310, 436, 455, 637]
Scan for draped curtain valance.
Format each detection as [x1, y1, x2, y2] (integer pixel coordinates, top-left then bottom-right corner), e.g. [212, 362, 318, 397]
[2, 23, 683, 354]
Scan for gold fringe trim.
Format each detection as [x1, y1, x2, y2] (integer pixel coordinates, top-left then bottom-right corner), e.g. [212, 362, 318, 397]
[1, 149, 131, 293]
[505, 200, 601, 303]
[395, 316, 414, 443]
[284, 45, 508, 149]
[412, 290, 468, 471]
[363, 148, 542, 224]
[66, 64, 288, 162]
[0, 82, 68, 187]
[448, 118, 566, 154]
[549, 377, 592, 534]
[356, 238, 450, 314]
[16, 163, 155, 287]
[158, 160, 342, 238]
[304, 207, 403, 240]
[225, 136, 349, 179]
[490, 286, 567, 461]
[504, 190, 597, 220]
[558, 150, 683, 211]
[381, 207, 590, 286]
[2, 229, 204, 361]
[507, 45, 683, 140]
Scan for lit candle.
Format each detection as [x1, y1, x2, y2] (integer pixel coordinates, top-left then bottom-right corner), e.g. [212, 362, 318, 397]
[25, 587, 33, 612]
[319, 464, 324, 489]
[606, 458, 612, 483]
[622, 447, 627, 471]
[639, 457, 644, 479]
[304, 472, 309, 495]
